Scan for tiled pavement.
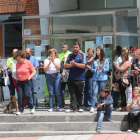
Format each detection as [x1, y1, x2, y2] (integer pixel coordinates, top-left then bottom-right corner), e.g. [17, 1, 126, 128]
[0, 134, 140, 140]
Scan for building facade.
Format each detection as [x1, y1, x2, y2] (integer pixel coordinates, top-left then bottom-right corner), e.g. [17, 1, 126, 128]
[0, 0, 39, 57]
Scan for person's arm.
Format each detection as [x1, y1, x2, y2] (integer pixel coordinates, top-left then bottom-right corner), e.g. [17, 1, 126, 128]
[70, 60, 85, 68]
[104, 95, 113, 105]
[86, 65, 91, 70]
[52, 59, 61, 70]
[64, 54, 73, 69]
[34, 58, 39, 70]
[44, 59, 51, 72]
[100, 59, 109, 72]
[91, 60, 99, 73]
[115, 61, 130, 72]
[28, 67, 36, 80]
[126, 103, 133, 110]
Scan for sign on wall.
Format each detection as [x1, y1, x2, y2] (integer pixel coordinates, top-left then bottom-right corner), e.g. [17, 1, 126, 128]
[24, 29, 31, 36]
[103, 36, 112, 44]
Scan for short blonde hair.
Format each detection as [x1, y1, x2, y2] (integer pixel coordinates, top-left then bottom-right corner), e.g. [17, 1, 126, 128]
[122, 47, 129, 53]
[133, 87, 140, 92]
[47, 49, 59, 58]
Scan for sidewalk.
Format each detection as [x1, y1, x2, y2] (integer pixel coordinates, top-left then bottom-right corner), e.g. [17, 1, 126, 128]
[0, 134, 140, 140]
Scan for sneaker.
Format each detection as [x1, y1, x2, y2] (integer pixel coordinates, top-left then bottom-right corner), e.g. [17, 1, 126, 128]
[127, 129, 132, 133]
[59, 108, 63, 112]
[79, 109, 83, 112]
[30, 108, 35, 114]
[107, 118, 113, 122]
[16, 112, 23, 115]
[65, 109, 76, 113]
[97, 127, 101, 133]
[137, 130, 140, 134]
[48, 108, 53, 112]
[90, 107, 94, 113]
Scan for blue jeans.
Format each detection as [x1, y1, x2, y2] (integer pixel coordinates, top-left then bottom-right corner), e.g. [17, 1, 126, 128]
[17, 79, 33, 112]
[31, 76, 38, 107]
[46, 73, 62, 108]
[92, 80, 107, 107]
[111, 90, 119, 108]
[97, 104, 113, 129]
[84, 78, 93, 107]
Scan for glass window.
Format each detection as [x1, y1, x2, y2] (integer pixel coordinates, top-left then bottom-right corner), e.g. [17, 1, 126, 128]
[5, 24, 22, 57]
[52, 14, 113, 34]
[24, 18, 49, 36]
[82, 36, 113, 66]
[51, 38, 80, 53]
[106, 0, 136, 8]
[116, 11, 138, 33]
[116, 36, 138, 48]
[25, 39, 49, 61]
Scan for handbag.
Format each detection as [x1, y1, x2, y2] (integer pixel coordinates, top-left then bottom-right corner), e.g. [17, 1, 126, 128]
[3, 70, 10, 86]
[61, 70, 69, 82]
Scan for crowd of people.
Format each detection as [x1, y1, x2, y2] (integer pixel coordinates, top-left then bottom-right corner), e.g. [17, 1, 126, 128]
[1, 42, 140, 133]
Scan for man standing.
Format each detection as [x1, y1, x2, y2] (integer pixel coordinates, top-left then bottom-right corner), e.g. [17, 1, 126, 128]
[59, 43, 71, 108]
[65, 42, 86, 112]
[25, 48, 39, 108]
[6, 49, 18, 96]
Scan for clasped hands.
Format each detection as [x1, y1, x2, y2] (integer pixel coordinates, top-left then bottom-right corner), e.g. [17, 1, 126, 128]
[69, 60, 76, 67]
[97, 103, 105, 108]
[96, 65, 104, 71]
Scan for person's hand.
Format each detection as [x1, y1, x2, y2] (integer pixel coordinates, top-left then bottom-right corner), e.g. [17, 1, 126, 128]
[4, 66, 8, 71]
[100, 65, 104, 71]
[131, 70, 135, 74]
[96, 65, 99, 71]
[97, 104, 102, 108]
[135, 67, 139, 71]
[70, 60, 75, 65]
[135, 70, 139, 74]
[113, 61, 117, 67]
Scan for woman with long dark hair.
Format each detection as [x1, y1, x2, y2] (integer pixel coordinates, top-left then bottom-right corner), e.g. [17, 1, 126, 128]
[91, 46, 109, 111]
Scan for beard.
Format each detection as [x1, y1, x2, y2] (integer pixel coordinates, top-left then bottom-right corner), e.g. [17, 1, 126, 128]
[74, 50, 78, 53]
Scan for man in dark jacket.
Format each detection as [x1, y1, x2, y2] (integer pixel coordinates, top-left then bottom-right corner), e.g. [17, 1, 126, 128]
[96, 87, 113, 132]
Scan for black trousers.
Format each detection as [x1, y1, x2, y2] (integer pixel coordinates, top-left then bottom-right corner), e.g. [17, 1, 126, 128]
[8, 73, 15, 96]
[118, 79, 126, 108]
[128, 112, 140, 129]
[68, 80, 84, 110]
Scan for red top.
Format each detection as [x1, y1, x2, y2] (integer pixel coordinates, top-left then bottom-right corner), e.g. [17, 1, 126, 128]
[16, 59, 34, 81]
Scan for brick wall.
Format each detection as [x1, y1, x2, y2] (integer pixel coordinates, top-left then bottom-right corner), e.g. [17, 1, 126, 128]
[0, 0, 39, 16]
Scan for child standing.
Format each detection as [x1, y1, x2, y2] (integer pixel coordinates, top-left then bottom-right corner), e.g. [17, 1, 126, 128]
[96, 87, 113, 132]
[111, 73, 120, 110]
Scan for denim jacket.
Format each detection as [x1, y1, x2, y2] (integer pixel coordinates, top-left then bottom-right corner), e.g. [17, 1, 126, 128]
[91, 59, 109, 81]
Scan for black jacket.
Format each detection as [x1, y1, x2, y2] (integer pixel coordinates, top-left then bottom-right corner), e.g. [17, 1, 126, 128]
[97, 95, 113, 111]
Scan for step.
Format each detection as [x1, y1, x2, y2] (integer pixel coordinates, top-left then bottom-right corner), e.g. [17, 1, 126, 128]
[0, 121, 137, 131]
[0, 113, 128, 122]
[0, 131, 130, 137]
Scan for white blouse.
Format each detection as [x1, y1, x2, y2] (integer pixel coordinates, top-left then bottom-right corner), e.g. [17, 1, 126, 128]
[44, 58, 60, 74]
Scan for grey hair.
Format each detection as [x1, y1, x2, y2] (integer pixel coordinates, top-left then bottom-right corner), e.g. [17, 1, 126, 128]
[62, 43, 69, 48]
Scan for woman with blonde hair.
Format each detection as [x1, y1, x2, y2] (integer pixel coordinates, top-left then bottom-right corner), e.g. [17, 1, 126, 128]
[44, 49, 63, 112]
[131, 49, 140, 87]
[126, 87, 140, 133]
[84, 48, 94, 113]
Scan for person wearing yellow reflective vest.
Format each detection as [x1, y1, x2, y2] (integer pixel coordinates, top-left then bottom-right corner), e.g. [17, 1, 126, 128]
[6, 49, 18, 96]
[44, 45, 53, 106]
[58, 43, 71, 108]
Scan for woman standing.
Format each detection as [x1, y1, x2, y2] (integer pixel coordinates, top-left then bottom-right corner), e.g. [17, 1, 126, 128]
[91, 46, 109, 110]
[126, 87, 140, 133]
[12, 51, 26, 106]
[131, 49, 140, 87]
[16, 51, 36, 115]
[113, 52, 131, 111]
[84, 48, 94, 113]
[44, 49, 63, 112]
